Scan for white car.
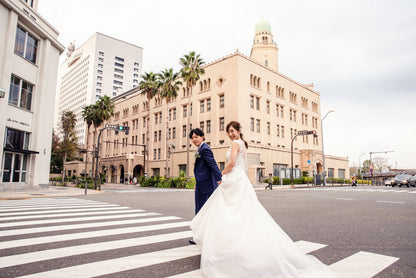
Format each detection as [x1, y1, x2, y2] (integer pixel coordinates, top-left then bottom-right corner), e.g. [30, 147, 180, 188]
[384, 178, 393, 186]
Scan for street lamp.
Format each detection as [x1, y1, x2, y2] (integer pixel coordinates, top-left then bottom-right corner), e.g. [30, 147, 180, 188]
[321, 110, 334, 186]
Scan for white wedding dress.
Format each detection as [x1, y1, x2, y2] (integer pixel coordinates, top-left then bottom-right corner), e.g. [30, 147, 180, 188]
[190, 139, 336, 278]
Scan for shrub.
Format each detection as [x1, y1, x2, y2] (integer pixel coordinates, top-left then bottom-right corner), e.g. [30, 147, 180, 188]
[186, 178, 196, 189]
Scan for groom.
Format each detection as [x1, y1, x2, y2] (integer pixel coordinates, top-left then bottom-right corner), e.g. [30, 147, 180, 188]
[189, 128, 222, 215]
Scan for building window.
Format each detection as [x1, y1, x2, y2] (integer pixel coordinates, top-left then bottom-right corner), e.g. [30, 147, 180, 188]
[182, 105, 187, 117]
[9, 75, 33, 110]
[266, 101, 270, 113]
[256, 119, 260, 132]
[158, 130, 162, 141]
[14, 26, 38, 64]
[153, 149, 157, 160]
[200, 121, 204, 133]
[276, 125, 280, 137]
[267, 122, 270, 135]
[255, 97, 260, 110]
[219, 117, 225, 131]
[158, 148, 161, 159]
[179, 164, 187, 175]
[172, 127, 176, 139]
[115, 62, 124, 68]
[250, 118, 254, 131]
[250, 95, 254, 108]
[154, 131, 157, 142]
[206, 120, 211, 133]
[173, 108, 176, 120]
[206, 98, 211, 111]
[328, 168, 334, 178]
[99, 51, 104, 56]
[219, 162, 225, 171]
[183, 125, 187, 137]
[219, 94, 225, 108]
[115, 56, 124, 62]
[200, 100, 205, 113]
[338, 169, 346, 179]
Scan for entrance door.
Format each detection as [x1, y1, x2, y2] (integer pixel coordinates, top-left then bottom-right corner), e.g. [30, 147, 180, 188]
[2, 152, 28, 183]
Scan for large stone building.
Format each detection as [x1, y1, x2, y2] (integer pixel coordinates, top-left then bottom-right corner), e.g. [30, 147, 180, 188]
[0, 0, 65, 190]
[55, 33, 143, 145]
[67, 20, 349, 184]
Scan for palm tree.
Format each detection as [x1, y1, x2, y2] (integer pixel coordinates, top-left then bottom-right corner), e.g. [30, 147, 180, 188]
[93, 96, 115, 189]
[157, 68, 182, 177]
[60, 110, 77, 184]
[138, 72, 159, 176]
[82, 105, 96, 178]
[179, 51, 205, 179]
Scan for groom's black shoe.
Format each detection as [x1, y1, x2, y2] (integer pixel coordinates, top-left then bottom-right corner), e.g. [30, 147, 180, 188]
[189, 240, 197, 245]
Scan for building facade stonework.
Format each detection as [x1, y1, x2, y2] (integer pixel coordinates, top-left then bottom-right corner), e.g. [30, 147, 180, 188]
[67, 20, 349, 184]
[0, 0, 65, 190]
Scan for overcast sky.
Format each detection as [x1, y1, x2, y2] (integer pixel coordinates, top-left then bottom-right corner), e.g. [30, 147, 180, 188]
[38, 0, 416, 169]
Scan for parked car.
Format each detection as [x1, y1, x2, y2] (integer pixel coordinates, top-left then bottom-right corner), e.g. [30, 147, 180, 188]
[384, 178, 393, 186]
[408, 174, 416, 187]
[390, 174, 413, 187]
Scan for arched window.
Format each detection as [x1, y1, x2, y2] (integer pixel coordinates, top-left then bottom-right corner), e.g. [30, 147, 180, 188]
[199, 81, 203, 92]
[257, 78, 261, 88]
[250, 74, 253, 85]
[267, 81, 270, 92]
[208, 78, 211, 89]
[203, 80, 207, 90]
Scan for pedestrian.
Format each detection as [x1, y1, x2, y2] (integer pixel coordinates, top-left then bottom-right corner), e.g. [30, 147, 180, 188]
[133, 176, 137, 185]
[265, 173, 273, 190]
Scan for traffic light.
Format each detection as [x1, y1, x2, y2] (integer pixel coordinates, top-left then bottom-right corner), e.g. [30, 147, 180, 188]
[118, 126, 130, 135]
[307, 130, 317, 137]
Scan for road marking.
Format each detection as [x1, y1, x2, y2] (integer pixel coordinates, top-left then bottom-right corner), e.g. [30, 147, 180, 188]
[409, 191, 416, 194]
[0, 210, 148, 228]
[0, 214, 179, 237]
[0, 231, 193, 268]
[0, 221, 191, 249]
[0, 204, 120, 214]
[394, 190, 410, 193]
[294, 240, 327, 254]
[329, 251, 399, 278]
[18, 245, 201, 278]
[376, 201, 405, 204]
[335, 198, 355, 201]
[0, 206, 133, 219]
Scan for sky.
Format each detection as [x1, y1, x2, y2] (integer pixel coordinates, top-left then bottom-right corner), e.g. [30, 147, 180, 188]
[38, 0, 416, 169]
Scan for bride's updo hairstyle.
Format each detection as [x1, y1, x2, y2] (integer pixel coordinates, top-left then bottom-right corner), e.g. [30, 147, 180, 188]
[226, 121, 248, 149]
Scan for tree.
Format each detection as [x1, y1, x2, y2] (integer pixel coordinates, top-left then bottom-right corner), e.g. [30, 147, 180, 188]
[158, 68, 182, 177]
[82, 104, 97, 177]
[138, 72, 159, 176]
[92, 96, 115, 189]
[50, 129, 62, 173]
[179, 51, 205, 179]
[361, 159, 370, 174]
[60, 110, 78, 184]
[372, 157, 391, 173]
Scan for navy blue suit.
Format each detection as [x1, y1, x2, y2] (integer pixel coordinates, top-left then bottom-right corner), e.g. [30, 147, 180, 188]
[194, 142, 222, 214]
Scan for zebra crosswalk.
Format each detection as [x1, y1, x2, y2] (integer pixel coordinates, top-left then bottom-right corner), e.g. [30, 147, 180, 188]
[300, 187, 416, 194]
[0, 197, 399, 277]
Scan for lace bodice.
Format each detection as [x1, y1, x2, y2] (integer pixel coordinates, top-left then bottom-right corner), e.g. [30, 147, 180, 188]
[226, 140, 247, 171]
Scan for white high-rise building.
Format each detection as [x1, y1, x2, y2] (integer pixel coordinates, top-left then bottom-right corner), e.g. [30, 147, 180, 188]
[0, 0, 65, 190]
[56, 33, 143, 145]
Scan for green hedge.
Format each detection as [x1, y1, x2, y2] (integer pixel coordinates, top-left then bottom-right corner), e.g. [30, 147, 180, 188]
[138, 175, 196, 189]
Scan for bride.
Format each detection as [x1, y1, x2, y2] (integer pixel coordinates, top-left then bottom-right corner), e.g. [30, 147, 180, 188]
[190, 121, 336, 278]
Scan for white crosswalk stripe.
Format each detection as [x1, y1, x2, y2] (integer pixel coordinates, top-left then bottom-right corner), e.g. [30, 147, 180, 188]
[0, 197, 400, 277]
[300, 187, 416, 194]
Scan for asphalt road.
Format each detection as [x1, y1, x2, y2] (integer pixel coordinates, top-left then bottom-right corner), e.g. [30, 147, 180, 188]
[0, 186, 414, 277]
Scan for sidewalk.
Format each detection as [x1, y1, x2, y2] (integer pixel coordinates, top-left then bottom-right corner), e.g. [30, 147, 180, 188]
[0, 182, 355, 200]
[0, 185, 102, 200]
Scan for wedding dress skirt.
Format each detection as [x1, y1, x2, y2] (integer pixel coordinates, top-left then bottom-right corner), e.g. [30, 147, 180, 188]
[190, 141, 336, 278]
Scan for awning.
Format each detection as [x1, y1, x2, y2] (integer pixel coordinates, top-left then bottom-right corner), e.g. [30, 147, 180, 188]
[4, 147, 39, 155]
